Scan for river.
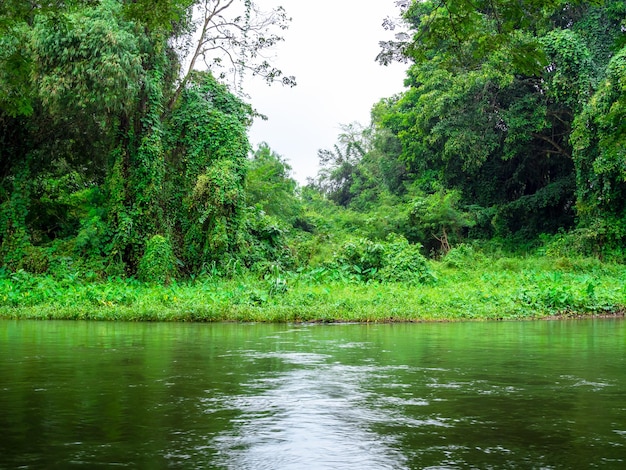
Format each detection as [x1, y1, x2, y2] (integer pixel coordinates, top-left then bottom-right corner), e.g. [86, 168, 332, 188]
[1, 319, 625, 468]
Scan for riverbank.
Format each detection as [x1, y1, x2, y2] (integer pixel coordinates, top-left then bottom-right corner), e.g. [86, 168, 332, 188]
[2, 255, 625, 322]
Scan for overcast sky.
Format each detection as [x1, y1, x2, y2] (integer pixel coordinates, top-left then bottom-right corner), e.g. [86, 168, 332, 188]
[243, 0, 408, 184]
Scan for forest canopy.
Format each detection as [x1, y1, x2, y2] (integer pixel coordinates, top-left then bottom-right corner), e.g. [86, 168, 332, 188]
[1, 0, 625, 284]
[0, 0, 294, 280]
[354, 0, 626, 255]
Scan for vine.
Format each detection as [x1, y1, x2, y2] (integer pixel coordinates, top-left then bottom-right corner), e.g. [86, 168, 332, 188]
[0, 160, 31, 270]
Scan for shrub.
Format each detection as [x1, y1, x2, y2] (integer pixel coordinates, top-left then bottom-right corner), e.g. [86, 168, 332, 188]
[442, 243, 483, 269]
[379, 235, 435, 284]
[543, 226, 626, 263]
[331, 235, 435, 284]
[137, 235, 176, 284]
[18, 246, 50, 274]
[334, 238, 385, 280]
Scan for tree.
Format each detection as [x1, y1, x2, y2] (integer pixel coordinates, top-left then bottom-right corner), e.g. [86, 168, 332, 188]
[373, 0, 625, 241]
[571, 46, 626, 249]
[378, 0, 564, 74]
[246, 143, 300, 222]
[170, 0, 295, 106]
[315, 122, 372, 207]
[367, 97, 409, 195]
[0, 0, 295, 278]
[410, 189, 473, 254]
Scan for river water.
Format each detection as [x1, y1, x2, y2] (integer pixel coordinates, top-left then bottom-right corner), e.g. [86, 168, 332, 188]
[1, 319, 625, 469]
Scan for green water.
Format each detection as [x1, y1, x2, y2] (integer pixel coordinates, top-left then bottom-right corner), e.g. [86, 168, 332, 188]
[1, 319, 625, 469]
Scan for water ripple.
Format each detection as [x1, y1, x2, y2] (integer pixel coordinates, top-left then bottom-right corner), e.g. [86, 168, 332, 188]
[207, 360, 410, 469]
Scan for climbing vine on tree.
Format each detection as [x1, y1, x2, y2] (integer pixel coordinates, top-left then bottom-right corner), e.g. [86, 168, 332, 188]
[0, 0, 293, 280]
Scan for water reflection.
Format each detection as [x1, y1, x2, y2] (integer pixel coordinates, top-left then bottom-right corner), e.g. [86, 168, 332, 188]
[209, 351, 408, 469]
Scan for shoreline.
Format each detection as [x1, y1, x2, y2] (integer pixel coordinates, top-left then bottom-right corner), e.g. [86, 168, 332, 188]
[2, 257, 625, 323]
[1, 304, 624, 324]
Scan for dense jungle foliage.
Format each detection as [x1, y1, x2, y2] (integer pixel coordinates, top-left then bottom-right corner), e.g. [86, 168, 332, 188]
[1, 0, 625, 294]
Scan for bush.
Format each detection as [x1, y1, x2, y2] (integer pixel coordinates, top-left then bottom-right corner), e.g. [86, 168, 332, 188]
[334, 238, 385, 280]
[18, 246, 50, 274]
[137, 235, 176, 284]
[442, 244, 483, 269]
[240, 208, 292, 268]
[379, 235, 435, 284]
[542, 226, 626, 262]
[331, 235, 435, 284]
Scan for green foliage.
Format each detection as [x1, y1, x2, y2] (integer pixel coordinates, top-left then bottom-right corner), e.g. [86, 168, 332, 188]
[0, 1, 271, 280]
[0, 162, 31, 269]
[490, 176, 576, 239]
[331, 235, 435, 285]
[0, 22, 33, 117]
[246, 143, 301, 223]
[137, 235, 176, 284]
[540, 29, 594, 110]
[73, 213, 107, 259]
[3, 252, 623, 321]
[334, 238, 386, 280]
[378, 235, 435, 284]
[541, 228, 626, 262]
[239, 207, 293, 272]
[186, 158, 245, 261]
[571, 45, 626, 248]
[315, 122, 371, 207]
[32, 0, 145, 119]
[104, 55, 168, 272]
[18, 245, 50, 274]
[2, 0, 626, 285]
[368, 0, 626, 246]
[395, 0, 565, 74]
[167, 72, 251, 273]
[122, 0, 195, 32]
[410, 190, 474, 254]
[442, 244, 482, 269]
[365, 101, 409, 196]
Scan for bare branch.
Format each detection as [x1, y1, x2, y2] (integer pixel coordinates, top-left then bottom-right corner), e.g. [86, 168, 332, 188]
[169, 0, 294, 109]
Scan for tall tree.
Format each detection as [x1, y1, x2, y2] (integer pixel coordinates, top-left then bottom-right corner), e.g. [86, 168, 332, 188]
[0, 0, 295, 277]
[315, 122, 371, 207]
[170, 0, 295, 105]
[375, 0, 625, 240]
[571, 45, 626, 251]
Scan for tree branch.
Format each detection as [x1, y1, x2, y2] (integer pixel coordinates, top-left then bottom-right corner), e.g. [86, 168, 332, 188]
[531, 132, 570, 158]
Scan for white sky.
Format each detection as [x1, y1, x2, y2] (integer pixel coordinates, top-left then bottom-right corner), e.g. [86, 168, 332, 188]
[244, 0, 408, 184]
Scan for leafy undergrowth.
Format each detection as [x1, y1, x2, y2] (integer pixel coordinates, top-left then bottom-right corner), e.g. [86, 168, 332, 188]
[1, 255, 625, 322]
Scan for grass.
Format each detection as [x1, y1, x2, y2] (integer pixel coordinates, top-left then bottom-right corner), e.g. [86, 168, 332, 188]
[1, 255, 625, 322]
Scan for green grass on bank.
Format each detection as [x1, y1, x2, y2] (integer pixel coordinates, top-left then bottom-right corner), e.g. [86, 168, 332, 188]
[1, 255, 625, 322]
